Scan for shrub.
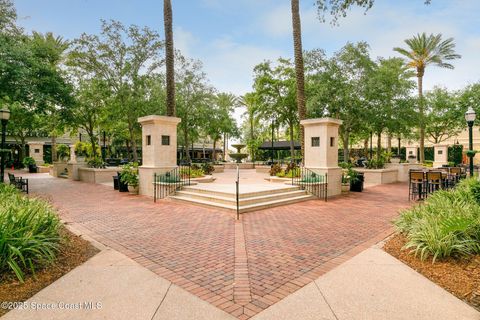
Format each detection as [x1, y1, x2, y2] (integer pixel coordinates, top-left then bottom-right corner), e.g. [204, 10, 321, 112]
[201, 162, 215, 175]
[423, 160, 433, 167]
[395, 178, 480, 262]
[87, 157, 106, 169]
[0, 184, 61, 282]
[56, 144, 70, 161]
[120, 162, 139, 188]
[285, 167, 300, 178]
[269, 163, 282, 176]
[366, 158, 385, 169]
[179, 167, 204, 178]
[74, 141, 88, 157]
[22, 156, 35, 167]
[276, 170, 286, 177]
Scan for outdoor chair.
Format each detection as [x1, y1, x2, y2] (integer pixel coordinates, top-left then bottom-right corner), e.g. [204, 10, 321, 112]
[426, 171, 443, 194]
[8, 173, 29, 194]
[409, 171, 426, 201]
[449, 167, 462, 185]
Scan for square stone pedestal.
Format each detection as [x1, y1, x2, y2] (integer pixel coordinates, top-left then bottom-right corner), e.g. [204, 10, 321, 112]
[300, 117, 343, 197]
[138, 115, 181, 196]
[406, 147, 417, 163]
[28, 142, 44, 166]
[433, 145, 448, 168]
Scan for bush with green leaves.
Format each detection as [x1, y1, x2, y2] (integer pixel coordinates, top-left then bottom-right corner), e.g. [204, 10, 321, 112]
[395, 178, 480, 262]
[56, 144, 70, 161]
[22, 156, 35, 167]
[87, 157, 106, 169]
[0, 184, 61, 282]
[201, 162, 215, 175]
[120, 162, 139, 187]
[269, 163, 282, 176]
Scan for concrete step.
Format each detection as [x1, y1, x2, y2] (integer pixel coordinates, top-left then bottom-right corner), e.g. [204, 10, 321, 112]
[170, 188, 316, 213]
[181, 185, 300, 199]
[175, 189, 309, 206]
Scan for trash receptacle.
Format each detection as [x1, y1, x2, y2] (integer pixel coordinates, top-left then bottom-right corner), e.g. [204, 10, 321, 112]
[117, 172, 129, 192]
[350, 172, 364, 192]
[113, 176, 119, 190]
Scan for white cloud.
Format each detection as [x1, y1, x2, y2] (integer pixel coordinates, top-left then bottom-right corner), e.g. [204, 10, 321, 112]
[174, 26, 198, 58]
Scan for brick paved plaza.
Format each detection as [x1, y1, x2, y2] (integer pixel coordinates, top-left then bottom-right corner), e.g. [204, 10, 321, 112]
[29, 174, 410, 319]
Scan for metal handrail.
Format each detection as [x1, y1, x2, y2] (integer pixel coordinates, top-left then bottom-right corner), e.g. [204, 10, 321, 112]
[236, 164, 240, 219]
[153, 164, 192, 202]
[290, 162, 328, 201]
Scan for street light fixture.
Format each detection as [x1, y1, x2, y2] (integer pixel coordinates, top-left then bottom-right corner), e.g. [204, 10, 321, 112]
[465, 106, 476, 177]
[0, 107, 11, 183]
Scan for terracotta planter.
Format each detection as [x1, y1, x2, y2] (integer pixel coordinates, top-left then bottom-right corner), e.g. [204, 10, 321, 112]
[128, 185, 139, 195]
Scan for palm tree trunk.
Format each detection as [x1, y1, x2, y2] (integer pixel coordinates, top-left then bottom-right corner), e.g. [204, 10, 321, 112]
[289, 123, 295, 161]
[51, 135, 57, 162]
[212, 139, 216, 161]
[387, 134, 392, 153]
[377, 132, 382, 161]
[291, 0, 306, 163]
[342, 134, 349, 163]
[164, 0, 175, 117]
[418, 74, 425, 163]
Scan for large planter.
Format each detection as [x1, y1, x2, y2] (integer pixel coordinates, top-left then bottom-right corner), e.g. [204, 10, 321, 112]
[341, 183, 350, 193]
[128, 185, 139, 195]
[51, 162, 68, 178]
[390, 157, 401, 164]
[78, 167, 120, 184]
[28, 164, 38, 173]
[213, 165, 224, 173]
[350, 173, 364, 192]
[355, 168, 397, 186]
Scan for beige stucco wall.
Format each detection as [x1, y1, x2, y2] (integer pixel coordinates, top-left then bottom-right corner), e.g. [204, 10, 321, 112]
[78, 167, 120, 184]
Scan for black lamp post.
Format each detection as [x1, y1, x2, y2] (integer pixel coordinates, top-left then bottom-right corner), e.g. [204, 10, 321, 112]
[0, 107, 11, 183]
[465, 106, 476, 177]
[271, 118, 275, 164]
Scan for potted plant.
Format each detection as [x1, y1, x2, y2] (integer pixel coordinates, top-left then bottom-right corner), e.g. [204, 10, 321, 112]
[74, 141, 88, 162]
[120, 162, 139, 195]
[22, 156, 37, 173]
[341, 171, 350, 192]
[56, 144, 70, 162]
[349, 169, 364, 192]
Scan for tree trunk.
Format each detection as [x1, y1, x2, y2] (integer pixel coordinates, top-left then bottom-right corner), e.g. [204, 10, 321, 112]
[291, 0, 306, 163]
[387, 134, 392, 153]
[223, 133, 226, 161]
[363, 137, 369, 158]
[377, 131, 382, 161]
[397, 136, 401, 156]
[342, 133, 349, 163]
[164, 0, 176, 117]
[417, 74, 425, 163]
[183, 129, 190, 161]
[51, 134, 57, 162]
[212, 139, 216, 161]
[289, 123, 295, 161]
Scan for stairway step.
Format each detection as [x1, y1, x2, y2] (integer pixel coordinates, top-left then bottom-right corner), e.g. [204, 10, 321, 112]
[170, 193, 315, 213]
[175, 189, 309, 206]
[181, 185, 300, 199]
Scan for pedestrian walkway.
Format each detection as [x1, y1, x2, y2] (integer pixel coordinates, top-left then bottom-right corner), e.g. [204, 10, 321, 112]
[4, 172, 478, 319]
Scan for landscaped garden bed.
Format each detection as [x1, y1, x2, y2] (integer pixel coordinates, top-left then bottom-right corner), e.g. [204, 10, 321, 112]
[0, 184, 98, 317]
[384, 177, 480, 311]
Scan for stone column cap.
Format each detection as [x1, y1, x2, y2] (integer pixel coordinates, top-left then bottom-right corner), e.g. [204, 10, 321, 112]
[300, 117, 343, 126]
[433, 144, 449, 147]
[27, 141, 45, 145]
[138, 115, 181, 125]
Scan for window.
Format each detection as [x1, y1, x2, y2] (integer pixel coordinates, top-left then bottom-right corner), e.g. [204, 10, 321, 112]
[330, 137, 335, 147]
[34, 149, 40, 154]
[438, 150, 443, 155]
[311, 137, 320, 147]
[162, 135, 170, 146]
[409, 151, 413, 155]
[146, 135, 151, 146]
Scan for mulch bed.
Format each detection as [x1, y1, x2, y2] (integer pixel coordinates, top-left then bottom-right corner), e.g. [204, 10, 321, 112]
[384, 233, 480, 311]
[0, 227, 99, 317]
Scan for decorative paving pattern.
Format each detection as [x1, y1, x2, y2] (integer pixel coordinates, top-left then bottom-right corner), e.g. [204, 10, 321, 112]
[27, 173, 410, 319]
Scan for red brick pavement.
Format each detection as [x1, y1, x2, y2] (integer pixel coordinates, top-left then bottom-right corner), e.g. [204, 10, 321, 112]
[27, 174, 411, 319]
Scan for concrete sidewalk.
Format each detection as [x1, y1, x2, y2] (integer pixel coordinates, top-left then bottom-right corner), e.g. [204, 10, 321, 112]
[3, 244, 478, 320]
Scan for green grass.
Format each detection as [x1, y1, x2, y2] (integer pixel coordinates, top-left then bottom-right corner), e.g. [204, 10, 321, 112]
[395, 178, 480, 262]
[0, 184, 61, 282]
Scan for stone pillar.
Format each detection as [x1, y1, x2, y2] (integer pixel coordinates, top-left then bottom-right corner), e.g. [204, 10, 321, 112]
[67, 144, 86, 181]
[406, 146, 417, 163]
[138, 115, 181, 196]
[433, 144, 448, 168]
[69, 144, 76, 163]
[27, 142, 44, 165]
[300, 117, 343, 197]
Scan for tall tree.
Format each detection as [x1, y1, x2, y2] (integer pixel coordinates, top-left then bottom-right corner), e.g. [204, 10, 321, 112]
[164, 0, 175, 116]
[394, 32, 460, 162]
[68, 20, 163, 161]
[290, 0, 306, 161]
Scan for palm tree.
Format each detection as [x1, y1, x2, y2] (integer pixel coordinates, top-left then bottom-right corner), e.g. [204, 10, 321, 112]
[290, 0, 306, 163]
[394, 33, 460, 162]
[164, 0, 175, 116]
[240, 93, 258, 161]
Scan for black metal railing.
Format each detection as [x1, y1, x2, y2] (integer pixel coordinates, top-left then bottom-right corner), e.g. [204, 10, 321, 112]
[235, 164, 240, 219]
[153, 164, 191, 202]
[291, 165, 328, 201]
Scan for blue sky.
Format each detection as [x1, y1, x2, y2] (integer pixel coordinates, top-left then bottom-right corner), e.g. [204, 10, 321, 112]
[14, 0, 480, 97]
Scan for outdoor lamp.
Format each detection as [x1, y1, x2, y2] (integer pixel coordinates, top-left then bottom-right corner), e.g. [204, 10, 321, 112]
[465, 106, 476, 124]
[465, 106, 476, 177]
[1, 106, 11, 183]
[0, 107, 11, 121]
